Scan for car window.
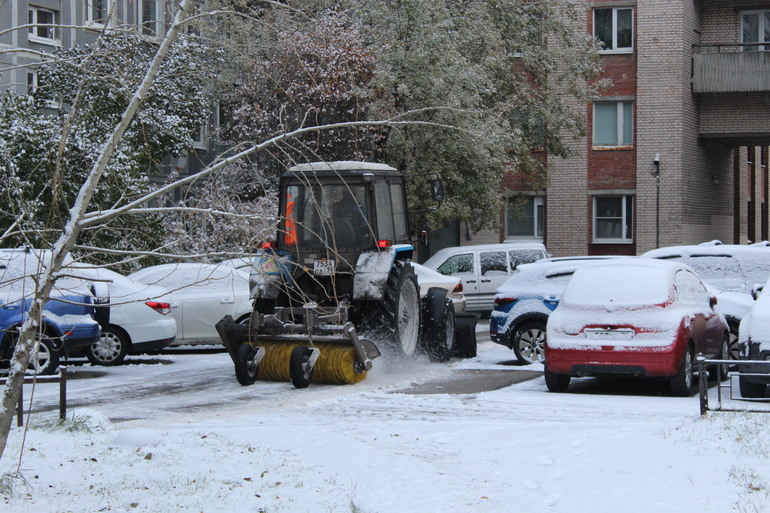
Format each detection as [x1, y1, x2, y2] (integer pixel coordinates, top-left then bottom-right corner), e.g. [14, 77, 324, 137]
[481, 251, 508, 276]
[687, 255, 744, 292]
[563, 266, 669, 306]
[674, 269, 710, 307]
[437, 254, 474, 276]
[735, 255, 770, 290]
[509, 249, 546, 271]
[544, 271, 575, 287]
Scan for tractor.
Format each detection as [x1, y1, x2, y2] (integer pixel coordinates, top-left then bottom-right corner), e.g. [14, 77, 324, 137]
[216, 161, 477, 388]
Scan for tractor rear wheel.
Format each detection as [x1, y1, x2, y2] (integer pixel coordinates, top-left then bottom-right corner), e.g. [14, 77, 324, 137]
[383, 260, 421, 356]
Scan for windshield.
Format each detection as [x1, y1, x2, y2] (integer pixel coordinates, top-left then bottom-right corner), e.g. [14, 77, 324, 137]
[281, 183, 371, 250]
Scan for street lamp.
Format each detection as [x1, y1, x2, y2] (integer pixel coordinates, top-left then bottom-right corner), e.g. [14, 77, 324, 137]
[651, 153, 661, 248]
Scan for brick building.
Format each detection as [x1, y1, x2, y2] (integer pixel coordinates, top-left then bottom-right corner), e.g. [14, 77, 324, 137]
[464, 0, 770, 257]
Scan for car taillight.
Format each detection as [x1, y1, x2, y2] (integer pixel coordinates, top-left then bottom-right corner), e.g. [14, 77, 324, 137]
[377, 239, 392, 248]
[453, 283, 463, 294]
[494, 297, 517, 308]
[146, 301, 171, 315]
[260, 241, 274, 250]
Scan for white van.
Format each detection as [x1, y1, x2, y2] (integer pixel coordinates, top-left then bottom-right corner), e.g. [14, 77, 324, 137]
[423, 243, 549, 312]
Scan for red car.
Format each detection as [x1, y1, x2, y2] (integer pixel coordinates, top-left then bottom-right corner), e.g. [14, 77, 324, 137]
[544, 259, 730, 396]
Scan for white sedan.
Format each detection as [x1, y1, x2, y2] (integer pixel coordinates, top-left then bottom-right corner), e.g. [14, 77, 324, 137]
[129, 263, 253, 346]
[67, 266, 177, 366]
[412, 262, 466, 313]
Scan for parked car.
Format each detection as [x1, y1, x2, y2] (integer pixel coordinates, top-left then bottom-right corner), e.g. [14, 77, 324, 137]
[737, 275, 770, 398]
[490, 256, 621, 364]
[129, 263, 252, 345]
[412, 262, 466, 314]
[422, 242, 548, 312]
[642, 242, 770, 360]
[66, 266, 176, 365]
[544, 258, 730, 396]
[0, 249, 100, 374]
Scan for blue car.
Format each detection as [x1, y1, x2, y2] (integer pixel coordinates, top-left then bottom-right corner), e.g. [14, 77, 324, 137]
[0, 250, 101, 375]
[490, 257, 620, 364]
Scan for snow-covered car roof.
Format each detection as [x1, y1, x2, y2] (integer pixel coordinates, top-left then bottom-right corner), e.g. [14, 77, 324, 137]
[0, 249, 90, 303]
[561, 258, 688, 307]
[495, 256, 625, 297]
[129, 262, 250, 291]
[642, 243, 770, 293]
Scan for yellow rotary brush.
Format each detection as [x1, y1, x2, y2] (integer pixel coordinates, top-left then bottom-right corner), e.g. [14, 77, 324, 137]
[256, 342, 367, 385]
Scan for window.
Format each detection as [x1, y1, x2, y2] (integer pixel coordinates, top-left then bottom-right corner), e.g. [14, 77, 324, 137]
[480, 251, 508, 276]
[28, 6, 59, 44]
[86, 0, 112, 26]
[139, 0, 163, 37]
[593, 196, 633, 242]
[593, 101, 633, 147]
[436, 254, 474, 276]
[506, 196, 544, 239]
[594, 7, 633, 53]
[741, 10, 770, 51]
[27, 72, 38, 96]
[192, 123, 208, 150]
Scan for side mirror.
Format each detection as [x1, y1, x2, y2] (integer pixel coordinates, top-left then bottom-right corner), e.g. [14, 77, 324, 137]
[709, 295, 718, 308]
[430, 179, 444, 203]
[752, 285, 763, 301]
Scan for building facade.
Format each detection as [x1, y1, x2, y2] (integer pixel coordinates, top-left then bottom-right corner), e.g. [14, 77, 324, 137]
[468, 0, 770, 257]
[1, 1, 167, 94]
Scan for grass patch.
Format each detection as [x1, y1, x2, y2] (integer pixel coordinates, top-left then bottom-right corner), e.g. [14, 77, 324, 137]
[0, 471, 30, 497]
[40, 411, 95, 433]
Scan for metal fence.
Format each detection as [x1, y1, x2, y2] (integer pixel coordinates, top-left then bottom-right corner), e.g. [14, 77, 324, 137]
[696, 355, 770, 415]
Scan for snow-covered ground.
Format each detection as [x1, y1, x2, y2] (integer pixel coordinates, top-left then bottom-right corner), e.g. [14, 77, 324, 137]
[2, 323, 770, 513]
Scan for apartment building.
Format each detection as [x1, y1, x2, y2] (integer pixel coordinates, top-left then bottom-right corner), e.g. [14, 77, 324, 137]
[0, 1, 167, 94]
[465, 0, 770, 257]
[0, 0, 215, 189]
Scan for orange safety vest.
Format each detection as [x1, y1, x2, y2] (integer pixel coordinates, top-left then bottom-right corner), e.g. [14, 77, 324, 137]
[285, 195, 297, 245]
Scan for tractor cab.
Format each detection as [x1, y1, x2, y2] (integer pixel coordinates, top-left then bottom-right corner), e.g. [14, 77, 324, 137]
[278, 162, 411, 272]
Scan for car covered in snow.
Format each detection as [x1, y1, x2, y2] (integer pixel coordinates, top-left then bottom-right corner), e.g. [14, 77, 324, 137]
[737, 274, 770, 398]
[489, 256, 620, 364]
[129, 263, 252, 346]
[412, 262, 466, 314]
[66, 265, 177, 366]
[0, 249, 101, 374]
[642, 242, 770, 360]
[544, 258, 730, 396]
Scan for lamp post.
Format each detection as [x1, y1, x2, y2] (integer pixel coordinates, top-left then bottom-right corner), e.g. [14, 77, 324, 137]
[652, 153, 661, 248]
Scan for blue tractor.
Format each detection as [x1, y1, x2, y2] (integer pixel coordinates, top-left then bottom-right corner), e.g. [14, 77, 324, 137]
[217, 162, 476, 388]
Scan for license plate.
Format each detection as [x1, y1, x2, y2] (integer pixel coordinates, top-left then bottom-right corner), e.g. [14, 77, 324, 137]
[585, 328, 634, 341]
[313, 259, 335, 276]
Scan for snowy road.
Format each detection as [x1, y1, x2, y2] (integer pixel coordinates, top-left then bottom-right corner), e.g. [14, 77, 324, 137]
[6, 323, 770, 513]
[23, 323, 542, 423]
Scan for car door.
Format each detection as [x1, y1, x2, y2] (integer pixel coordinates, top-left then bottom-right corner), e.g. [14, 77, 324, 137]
[179, 267, 242, 343]
[436, 253, 479, 309]
[478, 250, 510, 311]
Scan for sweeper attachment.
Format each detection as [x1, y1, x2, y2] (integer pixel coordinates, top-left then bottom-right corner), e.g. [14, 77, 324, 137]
[216, 303, 381, 388]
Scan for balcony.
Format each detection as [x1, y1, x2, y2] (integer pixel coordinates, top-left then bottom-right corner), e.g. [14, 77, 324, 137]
[692, 43, 770, 93]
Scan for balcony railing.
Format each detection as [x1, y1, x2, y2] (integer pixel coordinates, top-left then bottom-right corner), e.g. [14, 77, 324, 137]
[692, 43, 770, 93]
